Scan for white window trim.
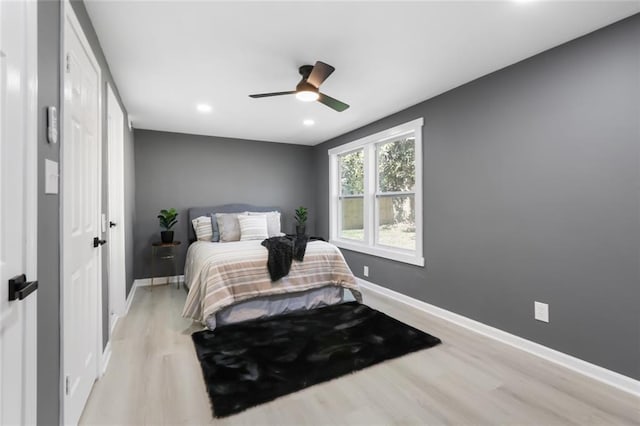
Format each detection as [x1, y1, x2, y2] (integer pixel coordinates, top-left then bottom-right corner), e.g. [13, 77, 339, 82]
[328, 118, 424, 267]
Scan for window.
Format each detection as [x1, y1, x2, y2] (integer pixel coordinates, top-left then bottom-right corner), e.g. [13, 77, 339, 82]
[329, 118, 424, 266]
[338, 149, 364, 241]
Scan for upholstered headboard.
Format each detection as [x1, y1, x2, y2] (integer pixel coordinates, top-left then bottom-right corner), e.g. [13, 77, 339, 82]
[187, 204, 280, 242]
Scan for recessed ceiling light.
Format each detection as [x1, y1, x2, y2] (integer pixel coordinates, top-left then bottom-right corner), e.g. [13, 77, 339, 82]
[196, 103, 212, 113]
[303, 119, 315, 126]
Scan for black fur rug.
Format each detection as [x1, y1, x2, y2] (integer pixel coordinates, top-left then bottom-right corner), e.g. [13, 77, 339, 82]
[191, 301, 442, 418]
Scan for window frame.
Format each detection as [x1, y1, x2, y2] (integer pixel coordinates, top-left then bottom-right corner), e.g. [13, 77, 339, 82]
[328, 118, 424, 266]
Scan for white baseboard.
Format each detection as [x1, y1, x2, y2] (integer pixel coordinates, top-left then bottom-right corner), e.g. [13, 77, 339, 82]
[101, 281, 138, 377]
[134, 275, 184, 287]
[357, 278, 640, 397]
[125, 280, 138, 314]
[109, 314, 119, 335]
[100, 341, 112, 377]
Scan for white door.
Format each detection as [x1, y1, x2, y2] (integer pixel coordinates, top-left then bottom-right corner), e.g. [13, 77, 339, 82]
[0, 0, 38, 425]
[107, 83, 126, 330]
[62, 3, 103, 424]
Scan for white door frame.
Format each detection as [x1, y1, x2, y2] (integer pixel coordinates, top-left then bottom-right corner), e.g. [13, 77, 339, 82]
[106, 82, 126, 330]
[24, 0, 39, 284]
[60, 0, 103, 423]
[24, 2, 39, 422]
[0, 0, 38, 424]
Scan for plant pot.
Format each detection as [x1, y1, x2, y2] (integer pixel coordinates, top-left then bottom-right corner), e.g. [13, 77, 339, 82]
[161, 231, 174, 243]
[295, 224, 306, 237]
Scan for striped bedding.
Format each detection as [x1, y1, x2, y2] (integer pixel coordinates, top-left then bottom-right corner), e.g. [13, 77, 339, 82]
[182, 239, 362, 325]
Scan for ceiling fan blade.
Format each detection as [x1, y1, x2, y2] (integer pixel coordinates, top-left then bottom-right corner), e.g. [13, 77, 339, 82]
[318, 92, 350, 112]
[249, 91, 296, 98]
[307, 61, 335, 88]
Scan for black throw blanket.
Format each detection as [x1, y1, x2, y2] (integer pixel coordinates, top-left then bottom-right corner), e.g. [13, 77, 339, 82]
[261, 235, 311, 281]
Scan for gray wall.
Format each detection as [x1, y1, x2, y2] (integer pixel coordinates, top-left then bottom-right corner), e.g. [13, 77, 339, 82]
[314, 14, 640, 380]
[37, 1, 62, 423]
[133, 129, 315, 279]
[37, 1, 135, 424]
[124, 127, 136, 295]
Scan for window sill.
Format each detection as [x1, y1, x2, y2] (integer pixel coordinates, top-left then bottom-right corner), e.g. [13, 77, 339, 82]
[330, 239, 425, 267]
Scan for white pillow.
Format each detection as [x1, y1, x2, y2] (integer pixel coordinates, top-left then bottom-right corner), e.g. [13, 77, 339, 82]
[248, 211, 281, 237]
[216, 212, 246, 242]
[238, 214, 269, 241]
[191, 215, 213, 241]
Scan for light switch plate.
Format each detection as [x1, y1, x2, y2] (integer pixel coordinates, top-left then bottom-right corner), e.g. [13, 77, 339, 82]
[44, 159, 59, 194]
[534, 301, 549, 323]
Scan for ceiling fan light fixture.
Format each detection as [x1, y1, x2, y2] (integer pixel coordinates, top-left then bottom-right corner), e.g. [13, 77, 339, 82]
[296, 90, 319, 102]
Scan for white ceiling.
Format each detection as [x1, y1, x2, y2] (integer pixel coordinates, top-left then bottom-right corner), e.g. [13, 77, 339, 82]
[85, 1, 640, 146]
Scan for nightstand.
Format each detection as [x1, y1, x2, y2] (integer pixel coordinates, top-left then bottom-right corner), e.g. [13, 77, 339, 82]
[151, 241, 181, 288]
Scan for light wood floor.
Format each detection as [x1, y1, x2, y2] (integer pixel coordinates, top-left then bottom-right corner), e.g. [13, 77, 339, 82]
[79, 284, 640, 425]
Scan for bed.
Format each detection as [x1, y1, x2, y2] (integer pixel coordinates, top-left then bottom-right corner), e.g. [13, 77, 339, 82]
[182, 204, 362, 329]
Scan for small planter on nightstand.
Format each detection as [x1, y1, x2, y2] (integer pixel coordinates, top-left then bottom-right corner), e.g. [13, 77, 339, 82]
[160, 230, 174, 243]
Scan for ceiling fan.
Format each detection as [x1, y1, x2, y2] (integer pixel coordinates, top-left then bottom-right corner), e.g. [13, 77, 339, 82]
[249, 61, 350, 112]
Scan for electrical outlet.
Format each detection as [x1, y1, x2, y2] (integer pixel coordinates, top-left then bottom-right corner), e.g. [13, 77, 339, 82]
[363, 266, 369, 277]
[534, 301, 549, 323]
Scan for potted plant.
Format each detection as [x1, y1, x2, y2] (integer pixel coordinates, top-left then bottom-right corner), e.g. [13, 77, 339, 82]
[295, 206, 308, 236]
[157, 208, 178, 243]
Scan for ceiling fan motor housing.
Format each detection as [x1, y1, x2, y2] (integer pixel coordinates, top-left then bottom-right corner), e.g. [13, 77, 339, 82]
[297, 65, 318, 93]
[298, 65, 314, 79]
[296, 80, 318, 93]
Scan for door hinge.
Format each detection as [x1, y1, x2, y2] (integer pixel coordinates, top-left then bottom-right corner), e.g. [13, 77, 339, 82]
[65, 54, 71, 73]
[65, 376, 70, 395]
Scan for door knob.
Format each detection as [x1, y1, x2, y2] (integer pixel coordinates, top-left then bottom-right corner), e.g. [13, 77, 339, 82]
[8, 274, 38, 301]
[109, 221, 117, 228]
[93, 237, 107, 248]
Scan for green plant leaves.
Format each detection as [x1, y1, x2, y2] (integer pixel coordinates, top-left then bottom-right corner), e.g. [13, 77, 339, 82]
[158, 208, 179, 230]
[295, 206, 308, 225]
